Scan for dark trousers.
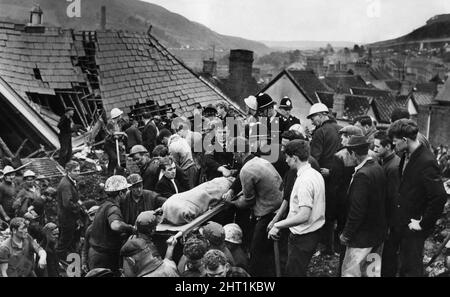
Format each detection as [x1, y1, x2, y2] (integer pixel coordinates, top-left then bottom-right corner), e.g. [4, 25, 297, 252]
[104, 141, 118, 176]
[56, 222, 80, 260]
[88, 247, 121, 275]
[381, 226, 427, 277]
[58, 135, 72, 167]
[286, 230, 321, 277]
[249, 213, 276, 277]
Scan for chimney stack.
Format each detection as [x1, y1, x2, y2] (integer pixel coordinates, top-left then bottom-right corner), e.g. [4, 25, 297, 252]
[202, 59, 217, 77]
[29, 4, 43, 26]
[100, 6, 106, 30]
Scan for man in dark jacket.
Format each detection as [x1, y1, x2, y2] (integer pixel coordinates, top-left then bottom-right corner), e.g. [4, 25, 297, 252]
[124, 119, 142, 153]
[276, 96, 301, 135]
[155, 156, 189, 198]
[142, 112, 159, 154]
[120, 173, 166, 225]
[56, 161, 82, 260]
[307, 103, 342, 254]
[384, 119, 447, 276]
[340, 135, 387, 277]
[57, 107, 75, 167]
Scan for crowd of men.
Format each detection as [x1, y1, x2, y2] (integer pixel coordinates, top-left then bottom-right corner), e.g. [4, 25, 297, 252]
[0, 92, 448, 277]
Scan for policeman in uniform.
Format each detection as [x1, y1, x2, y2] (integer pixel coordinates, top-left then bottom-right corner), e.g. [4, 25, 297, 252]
[276, 96, 300, 135]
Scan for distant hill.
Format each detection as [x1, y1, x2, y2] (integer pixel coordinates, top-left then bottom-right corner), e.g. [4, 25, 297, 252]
[369, 14, 450, 47]
[0, 0, 270, 55]
[260, 40, 357, 50]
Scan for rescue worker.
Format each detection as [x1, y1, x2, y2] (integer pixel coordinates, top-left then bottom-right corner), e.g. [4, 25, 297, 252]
[57, 107, 75, 167]
[0, 166, 17, 223]
[88, 175, 136, 275]
[104, 108, 127, 176]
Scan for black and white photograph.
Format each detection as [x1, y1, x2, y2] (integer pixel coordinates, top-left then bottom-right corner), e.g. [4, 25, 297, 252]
[0, 0, 449, 283]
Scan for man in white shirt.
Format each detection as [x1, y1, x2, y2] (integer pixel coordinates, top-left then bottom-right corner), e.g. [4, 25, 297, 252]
[268, 139, 325, 277]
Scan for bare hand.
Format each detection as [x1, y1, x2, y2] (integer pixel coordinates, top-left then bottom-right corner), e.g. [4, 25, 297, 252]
[266, 220, 276, 232]
[220, 167, 231, 177]
[339, 234, 349, 245]
[166, 236, 178, 246]
[268, 226, 280, 240]
[408, 218, 422, 231]
[38, 257, 47, 269]
[4, 216, 10, 222]
[320, 168, 330, 177]
[222, 190, 234, 202]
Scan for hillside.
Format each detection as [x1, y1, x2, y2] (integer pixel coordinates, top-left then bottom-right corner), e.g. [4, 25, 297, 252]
[0, 0, 270, 55]
[260, 40, 356, 50]
[368, 15, 450, 47]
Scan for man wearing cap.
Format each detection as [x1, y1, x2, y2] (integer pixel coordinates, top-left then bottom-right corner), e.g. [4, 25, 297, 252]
[276, 96, 301, 135]
[121, 236, 179, 277]
[56, 161, 83, 260]
[120, 173, 166, 225]
[244, 95, 258, 125]
[57, 107, 76, 167]
[326, 125, 365, 269]
[88, 175, 136, 274]
[0, 166, 17, 222]
[339, 135, 387, 277]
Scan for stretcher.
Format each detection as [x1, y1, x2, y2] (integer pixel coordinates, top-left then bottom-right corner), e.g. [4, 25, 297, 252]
[155, 201, 230, 242]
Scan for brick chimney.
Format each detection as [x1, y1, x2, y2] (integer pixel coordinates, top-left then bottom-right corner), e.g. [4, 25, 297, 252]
[229, 49, 254, 82]
[100, 6, 106, 30]
[202, 59, 217, 77]
[26, 4, 45, 33]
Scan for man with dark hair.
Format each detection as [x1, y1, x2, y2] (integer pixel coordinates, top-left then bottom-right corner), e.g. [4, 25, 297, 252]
[56, 160, 83, 260]
[225, 137, 283, 277]
[124, 119, 142, 153]
[384, 119, 447, 276]
[142, 112, 159, 154]
[389, 108, 432, 151]
[268, 140, 325, 276]
[202, 249, 250, 277]
[155, 156, 189, 198]
[374, 131, 400, 225]
[354, 115, 377, 148]
[340, 135, 387, 277]
[0, 217, 47, 277]
[180, 235, 209, 277]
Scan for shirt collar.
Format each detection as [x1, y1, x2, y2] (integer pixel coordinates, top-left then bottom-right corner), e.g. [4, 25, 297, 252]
[67, 174, 77, 186]
[297, 163, 312, 177]
[354, 156, 373, 173]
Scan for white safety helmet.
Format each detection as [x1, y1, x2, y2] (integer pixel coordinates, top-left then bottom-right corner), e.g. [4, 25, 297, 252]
[23, 170, 36, 179]
[223, 223, 243, 244]
[110, 108, 123, 119]
[307, 103, 329, 119]
[104, 175, 131, 192]
[2, 166, 15, 176]
[244, 95, 257, 111]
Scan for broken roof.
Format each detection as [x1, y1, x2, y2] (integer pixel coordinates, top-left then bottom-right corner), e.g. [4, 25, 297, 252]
[0, 21, 242, 151]
[94, 30, 240, 118]
[343, 95, 372, 121]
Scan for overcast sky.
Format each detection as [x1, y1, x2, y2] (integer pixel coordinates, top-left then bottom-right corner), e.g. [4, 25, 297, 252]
[143, 0, 450, 43]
